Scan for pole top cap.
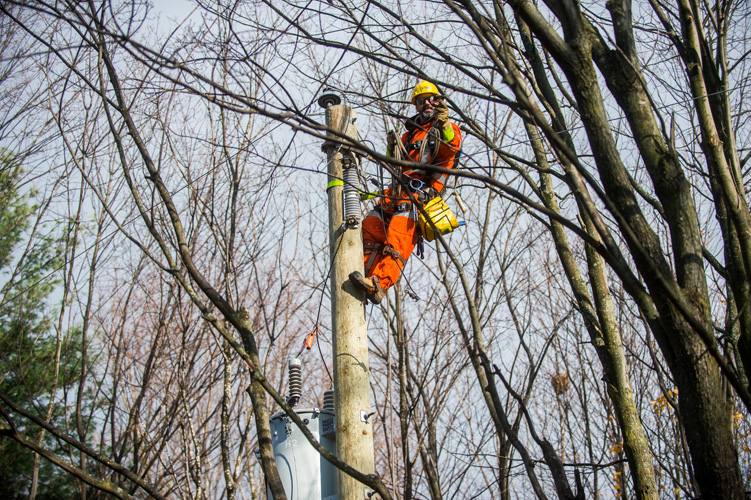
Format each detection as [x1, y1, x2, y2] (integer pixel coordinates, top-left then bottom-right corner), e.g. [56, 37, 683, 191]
[318, 88, 342, 108]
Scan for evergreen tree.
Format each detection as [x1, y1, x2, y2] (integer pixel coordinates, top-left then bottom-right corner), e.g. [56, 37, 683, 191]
[0, 154, 78, 499]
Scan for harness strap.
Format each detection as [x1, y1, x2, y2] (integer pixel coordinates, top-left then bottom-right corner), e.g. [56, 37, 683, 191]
[383, 244, 406, 265]
[366, 252, 380, 274]
[364, 242, 383, 274]
[363, 242, 407, 274]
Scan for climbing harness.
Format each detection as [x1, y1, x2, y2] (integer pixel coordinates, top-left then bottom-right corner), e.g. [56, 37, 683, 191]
[364, 241, 382, 275]
[363, 240, 407, 275]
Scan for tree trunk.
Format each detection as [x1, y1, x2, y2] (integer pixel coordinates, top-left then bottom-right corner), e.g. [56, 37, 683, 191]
[507, 1, 745, 496]
[511, 11, 659, 498]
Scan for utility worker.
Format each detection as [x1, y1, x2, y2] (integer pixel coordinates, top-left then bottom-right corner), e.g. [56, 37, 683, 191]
[350, 80, 463, 304]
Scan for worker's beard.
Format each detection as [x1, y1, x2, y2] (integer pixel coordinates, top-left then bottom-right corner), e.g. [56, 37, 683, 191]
[418, 108, 435, 123]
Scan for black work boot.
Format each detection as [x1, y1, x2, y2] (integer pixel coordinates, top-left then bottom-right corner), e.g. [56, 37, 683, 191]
[348, 271, 386, 305]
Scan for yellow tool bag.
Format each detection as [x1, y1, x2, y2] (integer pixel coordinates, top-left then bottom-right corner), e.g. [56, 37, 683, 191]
[418, 196, 464, 242]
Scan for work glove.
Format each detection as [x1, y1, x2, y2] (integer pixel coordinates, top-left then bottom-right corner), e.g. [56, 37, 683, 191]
[433, 100, 450, 129]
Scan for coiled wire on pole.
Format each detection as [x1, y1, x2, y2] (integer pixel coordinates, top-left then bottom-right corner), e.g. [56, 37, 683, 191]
[342, 154, 361, 229]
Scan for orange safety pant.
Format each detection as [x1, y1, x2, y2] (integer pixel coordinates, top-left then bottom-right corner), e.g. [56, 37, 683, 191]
[362, 204, 417, 291]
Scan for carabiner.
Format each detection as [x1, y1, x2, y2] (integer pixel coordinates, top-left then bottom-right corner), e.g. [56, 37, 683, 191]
[409, 178, 425, 193]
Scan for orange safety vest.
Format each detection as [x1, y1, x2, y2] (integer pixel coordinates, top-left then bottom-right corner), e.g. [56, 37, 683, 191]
[401, 118, 462, 194]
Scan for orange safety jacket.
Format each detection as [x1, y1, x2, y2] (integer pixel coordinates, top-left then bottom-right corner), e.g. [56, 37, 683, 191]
[401, 117, 462, 193]
[381, 117, 462, 212]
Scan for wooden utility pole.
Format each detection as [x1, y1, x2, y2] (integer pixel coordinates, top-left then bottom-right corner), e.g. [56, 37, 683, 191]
[322, 97, 376, 500]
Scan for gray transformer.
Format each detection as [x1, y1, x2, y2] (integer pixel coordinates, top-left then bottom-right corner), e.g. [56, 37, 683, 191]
[267, 409, 337, 500]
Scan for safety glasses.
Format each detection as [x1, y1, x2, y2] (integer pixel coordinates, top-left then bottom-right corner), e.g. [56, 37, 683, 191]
[415, 95, 442, 106]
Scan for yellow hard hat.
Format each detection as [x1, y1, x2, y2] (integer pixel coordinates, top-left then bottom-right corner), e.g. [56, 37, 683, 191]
[411, 80, 440, 104]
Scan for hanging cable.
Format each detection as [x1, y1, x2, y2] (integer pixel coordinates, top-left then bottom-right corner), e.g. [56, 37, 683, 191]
[296, 232, 346, 385]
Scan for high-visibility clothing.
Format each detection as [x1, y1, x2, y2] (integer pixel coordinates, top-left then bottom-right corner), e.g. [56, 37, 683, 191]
[363, 208, 415, 290]
[400, 118, 462, 194]
[362, 117, 462, 291]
